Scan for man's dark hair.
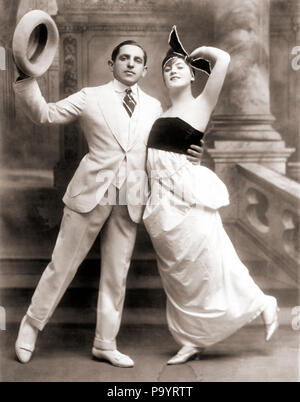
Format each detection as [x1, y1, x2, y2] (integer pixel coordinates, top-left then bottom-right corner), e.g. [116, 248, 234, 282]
[111, 40, 147, 65]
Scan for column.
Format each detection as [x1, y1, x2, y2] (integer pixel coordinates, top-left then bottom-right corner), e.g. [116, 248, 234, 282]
[287, 0, 300, 182]
[206, 0, 295, 221]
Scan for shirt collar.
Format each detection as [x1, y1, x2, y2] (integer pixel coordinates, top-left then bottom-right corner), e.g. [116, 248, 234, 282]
[113, 79, 138, 96]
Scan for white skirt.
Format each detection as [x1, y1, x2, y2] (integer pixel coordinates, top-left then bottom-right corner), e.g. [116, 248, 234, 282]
[143, 149, 266, 347]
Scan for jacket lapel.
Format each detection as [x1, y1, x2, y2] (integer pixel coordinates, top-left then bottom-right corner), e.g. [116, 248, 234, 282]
[97, 82, 127, 151]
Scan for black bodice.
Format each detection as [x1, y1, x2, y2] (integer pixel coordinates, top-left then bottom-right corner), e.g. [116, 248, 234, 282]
[147, 117, 204, 155]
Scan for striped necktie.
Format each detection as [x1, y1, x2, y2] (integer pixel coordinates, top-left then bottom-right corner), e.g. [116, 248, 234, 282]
[123, 88, 136, 117]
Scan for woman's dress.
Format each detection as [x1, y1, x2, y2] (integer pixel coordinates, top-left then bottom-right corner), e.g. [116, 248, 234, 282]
[143, 117, 266, 348]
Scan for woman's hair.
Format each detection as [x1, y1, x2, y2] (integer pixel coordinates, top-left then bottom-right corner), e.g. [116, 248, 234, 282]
[111, 40, 148, 65]
[162, 49, 195, 76]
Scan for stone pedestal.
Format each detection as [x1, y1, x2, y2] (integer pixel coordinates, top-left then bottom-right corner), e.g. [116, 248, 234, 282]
[287, 162, 300, 183]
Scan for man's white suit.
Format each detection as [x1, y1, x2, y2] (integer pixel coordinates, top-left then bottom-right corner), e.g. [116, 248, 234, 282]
[14, 78, 161, 350]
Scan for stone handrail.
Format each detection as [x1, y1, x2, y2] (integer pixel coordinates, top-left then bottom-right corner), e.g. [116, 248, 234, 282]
[236, 163, 300, 283]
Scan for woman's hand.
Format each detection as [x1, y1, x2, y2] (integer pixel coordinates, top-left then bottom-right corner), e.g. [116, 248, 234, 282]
[186, 140, 204, 165]
[189, 46, 209, 61]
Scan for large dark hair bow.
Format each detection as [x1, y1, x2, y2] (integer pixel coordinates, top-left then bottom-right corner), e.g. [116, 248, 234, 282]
[163, 25, 211, 76]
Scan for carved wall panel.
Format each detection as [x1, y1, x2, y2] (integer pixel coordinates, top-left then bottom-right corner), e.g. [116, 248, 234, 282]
[61, 34, 80, 162]
[53, 30, 86, 189]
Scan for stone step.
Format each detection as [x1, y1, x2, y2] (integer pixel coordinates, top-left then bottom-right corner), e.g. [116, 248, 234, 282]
[1, 182, 297, 289]
[1, 225, 298, 328]
[3, 307, 167, 326]
[3, 306, 294, 327]
[1, 285, 297, 308]
[0, 259, 161, 289]
[0, 182, 155, 260]
[0, 257, 295, 292]
[0, 287, 167, 309]
[1, 262, 297, 328]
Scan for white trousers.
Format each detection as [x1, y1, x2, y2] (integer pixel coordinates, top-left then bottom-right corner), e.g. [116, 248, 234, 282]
[26, 188, 137, 351]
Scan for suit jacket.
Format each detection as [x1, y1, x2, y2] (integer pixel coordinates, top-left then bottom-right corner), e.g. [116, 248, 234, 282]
[13, 79, 162, 223]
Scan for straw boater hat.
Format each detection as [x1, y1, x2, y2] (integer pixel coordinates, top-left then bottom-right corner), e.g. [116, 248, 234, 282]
[12, 10, 59, 78]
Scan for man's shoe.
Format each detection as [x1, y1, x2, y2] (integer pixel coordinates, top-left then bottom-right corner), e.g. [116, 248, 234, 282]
[15, 316, 38, 363]
[167, 346, 204, 365]
[92, 347, 134, 368]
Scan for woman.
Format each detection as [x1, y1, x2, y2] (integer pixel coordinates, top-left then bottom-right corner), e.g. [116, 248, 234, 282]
[143, 26, 279, 365]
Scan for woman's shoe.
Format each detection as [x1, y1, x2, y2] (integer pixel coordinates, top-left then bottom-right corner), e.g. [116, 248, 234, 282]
[167, 346, 204, 365]
[15, 316, 38, 363]
[262, 296, 280, 342]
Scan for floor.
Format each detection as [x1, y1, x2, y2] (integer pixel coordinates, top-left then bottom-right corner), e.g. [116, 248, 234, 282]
[0, 323, 299, 382]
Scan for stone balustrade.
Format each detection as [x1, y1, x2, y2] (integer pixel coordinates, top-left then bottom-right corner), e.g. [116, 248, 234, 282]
[236, 163, 300, 284]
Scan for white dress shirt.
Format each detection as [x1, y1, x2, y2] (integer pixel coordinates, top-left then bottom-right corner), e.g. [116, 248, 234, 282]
[112, 79, 140, 189]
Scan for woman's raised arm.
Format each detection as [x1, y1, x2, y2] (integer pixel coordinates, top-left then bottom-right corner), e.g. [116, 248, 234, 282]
[190, 47, 230, 110]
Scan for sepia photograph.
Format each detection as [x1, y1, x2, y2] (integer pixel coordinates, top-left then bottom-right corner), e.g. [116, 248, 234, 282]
[0, 0, 299, 385]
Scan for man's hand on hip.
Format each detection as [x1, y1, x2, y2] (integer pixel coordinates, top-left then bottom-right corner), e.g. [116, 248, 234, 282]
[186, 139, 204, 165]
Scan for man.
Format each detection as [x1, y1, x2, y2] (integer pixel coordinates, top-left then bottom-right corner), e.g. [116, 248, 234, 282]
[14, 40, 203, 367]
